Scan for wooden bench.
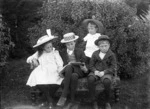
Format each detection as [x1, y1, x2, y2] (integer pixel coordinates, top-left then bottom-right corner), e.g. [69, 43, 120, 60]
[29, 63, 120, 103]
[30, 75, 120, 104]
[76, 75, 120, 102]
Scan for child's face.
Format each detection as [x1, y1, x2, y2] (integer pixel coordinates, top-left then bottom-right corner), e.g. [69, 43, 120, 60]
[98, 40, 110, 53]
[65, 41, 76, 50]
[43, 42, 53, 53]
[87, 23, 97, 35]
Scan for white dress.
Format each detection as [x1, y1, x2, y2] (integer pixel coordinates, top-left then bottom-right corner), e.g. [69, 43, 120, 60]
[26, 50, 64, 87]
[84, 33, 101, 58]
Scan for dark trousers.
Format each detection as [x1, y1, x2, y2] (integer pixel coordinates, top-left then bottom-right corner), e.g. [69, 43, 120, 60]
[70, 73, 81, 102]
[37, 84, 59, 104]
[61, 64, 85, 102]
[88, 76, 111, 103]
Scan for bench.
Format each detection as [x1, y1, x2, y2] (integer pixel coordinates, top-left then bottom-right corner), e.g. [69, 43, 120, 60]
[30, 75, 120, 104]
[76, 75, 120, 102]
[29, 63, 120, 104]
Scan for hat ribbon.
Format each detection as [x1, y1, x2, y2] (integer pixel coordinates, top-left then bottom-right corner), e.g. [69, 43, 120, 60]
[46, 29, 54, 39]
[64, 34, 75, 41]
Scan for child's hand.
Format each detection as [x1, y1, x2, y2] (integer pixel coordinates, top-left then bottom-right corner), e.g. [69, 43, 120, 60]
[59, 73, 64, 78]
[80, 64, 88, 73]
[98, 71, 104, 77]
[31, 59, 39, 67]
[94, 70, 100, 76]
[68, 62, 73, 65]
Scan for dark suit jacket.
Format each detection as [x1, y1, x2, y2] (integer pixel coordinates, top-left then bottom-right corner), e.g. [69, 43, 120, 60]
[59, 48, 87, 66]
[90, 49, 117, 75]
[59, 47, 88, 76]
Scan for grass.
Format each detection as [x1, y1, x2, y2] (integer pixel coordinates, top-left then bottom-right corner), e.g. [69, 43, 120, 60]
[1, 59, 150, 109]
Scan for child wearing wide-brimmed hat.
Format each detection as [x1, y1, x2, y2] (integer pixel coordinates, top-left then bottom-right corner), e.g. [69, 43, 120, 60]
[88, 35, 117, 109]
[57, 32, 89, 108]
[26, 29, 64, 109]
[82, 16, 105, 64]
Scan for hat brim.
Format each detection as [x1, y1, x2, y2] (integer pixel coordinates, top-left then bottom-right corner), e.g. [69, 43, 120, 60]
[33, 37, 56, 48]
[82, 19, 105, 34]
[61, 35, 79, 43]
[95, 38, 110, 46]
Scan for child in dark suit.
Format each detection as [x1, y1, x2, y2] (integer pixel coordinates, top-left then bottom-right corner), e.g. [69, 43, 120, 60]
[88, 35, 117, 109]
[57, 32, 89, 108]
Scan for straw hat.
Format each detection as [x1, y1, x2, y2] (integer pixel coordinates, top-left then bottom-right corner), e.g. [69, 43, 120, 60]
[61, 32, 79, 43]
[95, 35, 110, 46]
[82, 16, 105, 34]
[33, 29, 56, 48]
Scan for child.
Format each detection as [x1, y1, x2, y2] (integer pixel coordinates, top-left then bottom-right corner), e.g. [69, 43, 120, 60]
[57, 32, 88, 108]
[88, 35, 117, 109]
[82, 17, 105, 63]
[26, 29, 64, 109]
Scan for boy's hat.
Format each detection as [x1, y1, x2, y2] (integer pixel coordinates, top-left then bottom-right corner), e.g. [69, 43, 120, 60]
[95, 35, 110, 46]
[61, 32, 79, 43]
[82, 16, 105, 34]
[33, 29, 56, 48]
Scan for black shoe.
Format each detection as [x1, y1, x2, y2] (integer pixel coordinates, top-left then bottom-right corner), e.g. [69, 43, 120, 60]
[63, 102, 74, 109]
[93, 101, 98, 109]
[57, 97, 67, 107]
[48, 103, 54, 109]
[105, 103, 111, 109]
[72, 103, 79, 109]
[63, 101, 79, 109]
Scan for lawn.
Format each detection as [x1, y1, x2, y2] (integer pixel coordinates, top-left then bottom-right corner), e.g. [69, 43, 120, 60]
[1, 59, 150, 109]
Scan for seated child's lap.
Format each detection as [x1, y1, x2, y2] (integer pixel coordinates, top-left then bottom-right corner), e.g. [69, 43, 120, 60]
[88, 72, 113, 83]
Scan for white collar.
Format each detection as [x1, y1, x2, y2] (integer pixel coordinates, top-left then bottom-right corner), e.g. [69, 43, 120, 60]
[67, 49, 74, 55]
[99, 52, 106, 60]
[88, 33, 101, 36]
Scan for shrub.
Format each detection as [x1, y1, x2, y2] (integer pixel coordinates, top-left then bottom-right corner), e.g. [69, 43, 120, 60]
[28, 0, 150, 78]
[0, 15, 13, 66]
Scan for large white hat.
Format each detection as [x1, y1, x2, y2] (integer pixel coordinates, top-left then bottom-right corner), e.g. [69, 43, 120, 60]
[61, 32, 79, 43]
[33, 29, 56, 48]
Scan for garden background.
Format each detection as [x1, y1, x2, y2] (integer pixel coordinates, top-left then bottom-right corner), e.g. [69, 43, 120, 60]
[0, 0, 150, 109]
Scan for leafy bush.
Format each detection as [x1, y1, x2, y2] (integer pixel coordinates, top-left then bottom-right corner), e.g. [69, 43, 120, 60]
[0, 16, 13, 66]
[28, 0, 150, 78]
[2, 0, 44, 58]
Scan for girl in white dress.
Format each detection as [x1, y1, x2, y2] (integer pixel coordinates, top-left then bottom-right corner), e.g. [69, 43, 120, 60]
[82, 17, 105, 65]
[26, 29, 63, 109]
[83, 18, 104, 58]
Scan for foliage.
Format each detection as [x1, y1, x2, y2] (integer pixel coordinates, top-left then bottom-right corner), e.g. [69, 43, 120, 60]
[2, 0, 44, 58]
[0, 16, 13, 66]
[28, 0, 150, 78]
[125, 0, 150, 20]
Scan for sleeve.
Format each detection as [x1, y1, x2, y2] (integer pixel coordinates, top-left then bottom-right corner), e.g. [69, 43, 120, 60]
[89, 52, 97, 73]
[26, 51, 39, 64]
[83, 34, 89, 41]
[80, 49, 90, 69]
[54, 50, 64, 73]
[104, 54, 117, 75]
[80, 50, 86, 62]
